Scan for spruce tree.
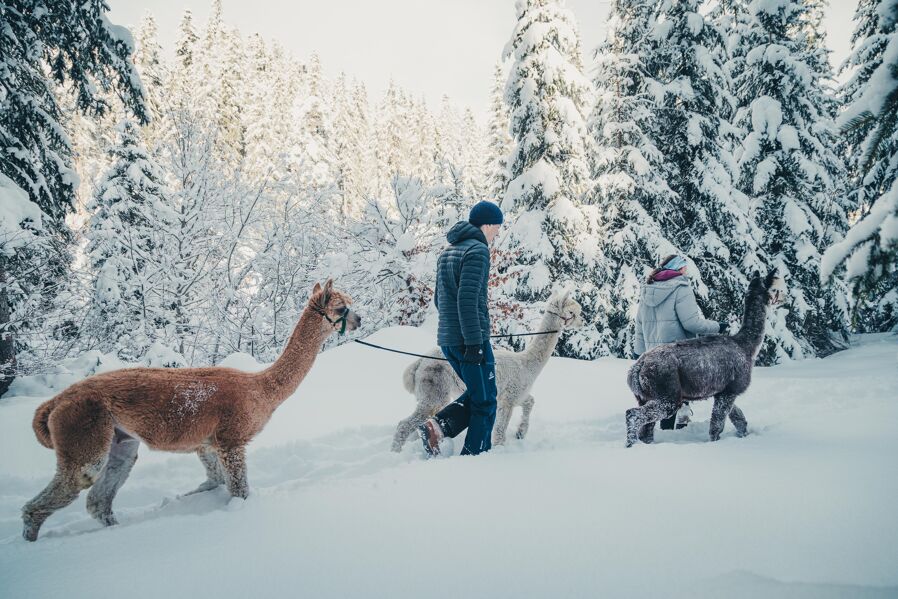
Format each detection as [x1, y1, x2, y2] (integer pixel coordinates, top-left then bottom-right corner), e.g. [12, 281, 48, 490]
[823, 0, 898, 332]
[486, 62, 514, 199]
[647, 0, 763, 330]
[0, 0, 147, 391]
[733, 0, 850, 362]
[84, 121, 170, 360]
[588, 0, 683, 357]
[499, 0, 595, 357]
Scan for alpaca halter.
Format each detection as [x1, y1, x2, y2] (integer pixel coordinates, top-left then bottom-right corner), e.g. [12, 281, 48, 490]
[312, 303, 350, 335]
[547, 309, 577, 327]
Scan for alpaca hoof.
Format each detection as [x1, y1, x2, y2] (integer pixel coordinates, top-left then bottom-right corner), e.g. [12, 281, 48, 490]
[99, 513, 119, 527]
[515, 430, 526, 440]
[625, 437, 636, 448]
[709, 432, 721, 442]
[22, 514, 40, 542]
[735, 429, 749, 438]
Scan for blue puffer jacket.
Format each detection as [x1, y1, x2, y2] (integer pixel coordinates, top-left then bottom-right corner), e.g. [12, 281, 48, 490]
[435, 221, 491, 347]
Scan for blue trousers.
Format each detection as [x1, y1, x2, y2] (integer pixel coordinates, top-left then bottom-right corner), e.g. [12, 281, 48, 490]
[434, 342, 498, 456]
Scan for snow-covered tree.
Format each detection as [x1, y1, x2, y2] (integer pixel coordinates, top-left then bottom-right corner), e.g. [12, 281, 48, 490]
[498, 0, 595, 357]
[733, 0, 850, 363]
[647, 0, 764, 330]
[83, 121, 171, 360]
[823, 0, 898, 332]
[486, 62, 514, 199]
[0, 0, 147, 391]
[588, 0, 683, 358]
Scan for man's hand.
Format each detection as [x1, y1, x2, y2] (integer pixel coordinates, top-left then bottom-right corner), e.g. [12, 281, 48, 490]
[463, 344, 484, 365]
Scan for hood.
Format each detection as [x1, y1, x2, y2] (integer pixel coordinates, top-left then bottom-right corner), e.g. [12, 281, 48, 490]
[641, 276, 690, 307]
[447, 221, 487, 246]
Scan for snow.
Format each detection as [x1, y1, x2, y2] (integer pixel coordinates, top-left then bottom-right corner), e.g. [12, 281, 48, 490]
[821, 178, 898, 280]
[0, 173, 43, 256]
[751, 96, 782, 139]
[1, 329, 897, 598]
[837, 23, 898, 127]
[776, 124, 800, 150]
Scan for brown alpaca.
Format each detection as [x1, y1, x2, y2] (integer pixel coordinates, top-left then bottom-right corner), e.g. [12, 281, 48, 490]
[22, 280, 360, 541]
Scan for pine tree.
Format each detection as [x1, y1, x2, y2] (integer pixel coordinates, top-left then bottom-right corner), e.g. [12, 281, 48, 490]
[733, 0, 850, 363]
[588, 0, 682, 357]
[0, 0, 147, 391]
[647, 0, 763, 331]
[84, 121, 171, 360]
[823, 0, 898, 332]
[486, 62, 514, 199]
[498, 0, 595, 357]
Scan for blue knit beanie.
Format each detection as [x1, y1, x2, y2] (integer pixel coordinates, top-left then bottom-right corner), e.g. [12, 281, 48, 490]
[468, 201, 504, 227]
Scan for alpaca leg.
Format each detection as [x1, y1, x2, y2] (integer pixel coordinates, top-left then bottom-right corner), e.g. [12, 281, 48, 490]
[392, 404, 434, 452]
[22, 470, 83, 541]
[23, 398, 114, 541]
[182, 445, 226, 495]
[86, 429, 139, 526]
[638, 421, 655, 444]
[710, 394, 738, 441]
[625, 399, 671, 447]
[515, 394, 535, 440]
[728, 404, 748, 437]
[219, 446, 249, 499]
[493, 401, 514, 445]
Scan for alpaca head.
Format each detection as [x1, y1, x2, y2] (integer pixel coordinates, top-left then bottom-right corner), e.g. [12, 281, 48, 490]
[310, 279, 362, 333]
[748, 271, 786, 306]
[546, 289, 585, 329]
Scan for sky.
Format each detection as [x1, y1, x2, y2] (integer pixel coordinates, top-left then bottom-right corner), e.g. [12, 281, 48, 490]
[107, 0, 859, 122]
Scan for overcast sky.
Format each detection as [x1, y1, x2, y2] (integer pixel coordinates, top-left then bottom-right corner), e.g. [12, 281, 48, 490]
[107, 0, 858, 122]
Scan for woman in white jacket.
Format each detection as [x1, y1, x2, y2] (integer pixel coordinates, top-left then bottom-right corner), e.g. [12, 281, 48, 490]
[634, 255, 726, 429]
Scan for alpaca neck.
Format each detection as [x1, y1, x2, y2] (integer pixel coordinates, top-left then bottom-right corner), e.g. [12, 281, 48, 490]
[522, 311, 563, 369]
[259, 305, 332, 410]
[734, 291, 767, 356]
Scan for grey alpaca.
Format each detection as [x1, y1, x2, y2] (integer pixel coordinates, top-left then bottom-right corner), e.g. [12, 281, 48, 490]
[625, 271, 786, 447]
[392, 290, 584, 452]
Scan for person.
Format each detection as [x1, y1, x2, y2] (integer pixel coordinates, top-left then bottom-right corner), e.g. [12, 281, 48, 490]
[633, 255, 727, 430]
[418, 201, 503, 456]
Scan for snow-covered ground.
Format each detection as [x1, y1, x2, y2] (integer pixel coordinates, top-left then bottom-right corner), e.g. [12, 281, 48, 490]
[1, 328, 896, 598]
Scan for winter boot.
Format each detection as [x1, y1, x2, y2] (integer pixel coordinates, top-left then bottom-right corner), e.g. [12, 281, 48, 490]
[419, 419, 444, 457]
[675, 402, 693, 429]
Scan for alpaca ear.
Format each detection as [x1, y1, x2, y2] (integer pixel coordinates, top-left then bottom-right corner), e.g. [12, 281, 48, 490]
[764, 271, 776, 289]
[322, 279, 333, 304]
[311, 282, 322, 298]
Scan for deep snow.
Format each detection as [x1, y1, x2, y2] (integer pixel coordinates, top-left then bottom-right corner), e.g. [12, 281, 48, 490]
[0, 328, 896, 598]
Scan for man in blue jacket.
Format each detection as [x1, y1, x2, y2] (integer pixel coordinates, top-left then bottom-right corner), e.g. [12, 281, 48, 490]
[419, 201, 503, 457]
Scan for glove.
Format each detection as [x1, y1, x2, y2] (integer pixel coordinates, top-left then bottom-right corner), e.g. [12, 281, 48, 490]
[462, 344, 484, 365]
[717, 321, 729, 334]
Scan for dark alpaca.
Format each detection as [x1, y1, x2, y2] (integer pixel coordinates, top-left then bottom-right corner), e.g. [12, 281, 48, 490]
[625, 271, 786, 447]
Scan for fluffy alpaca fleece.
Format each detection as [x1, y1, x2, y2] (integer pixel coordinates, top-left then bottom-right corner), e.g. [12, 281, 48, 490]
[391, 290, 584, 452]
[625, 271, 786, 447]
[21, 280, 360, 541]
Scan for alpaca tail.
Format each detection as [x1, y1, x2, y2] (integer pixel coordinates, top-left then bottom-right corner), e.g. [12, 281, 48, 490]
[32, 399, 57, 449]
[626, 360, 643, 396]
[402, 360, 421, 394]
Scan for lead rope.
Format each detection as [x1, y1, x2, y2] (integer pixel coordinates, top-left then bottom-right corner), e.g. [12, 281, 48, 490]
[353, 328, 563, 362]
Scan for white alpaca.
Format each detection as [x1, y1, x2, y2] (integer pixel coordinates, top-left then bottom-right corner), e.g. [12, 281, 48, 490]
[391, 291, 584, 452]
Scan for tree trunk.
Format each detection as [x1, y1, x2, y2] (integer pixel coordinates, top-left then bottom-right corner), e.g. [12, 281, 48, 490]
[0, 259, 16, 397]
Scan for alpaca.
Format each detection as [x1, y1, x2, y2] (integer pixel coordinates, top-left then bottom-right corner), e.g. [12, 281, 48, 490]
[21, 280, 360, 541]
[625, 271, 786, 447]
[391, 290, 584, 452]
